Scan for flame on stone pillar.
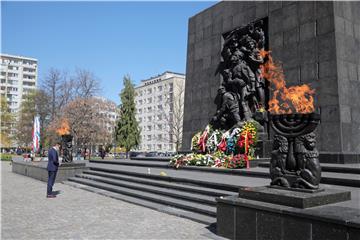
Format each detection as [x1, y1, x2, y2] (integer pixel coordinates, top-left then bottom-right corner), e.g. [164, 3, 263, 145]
[260, 50, 315, 114]
[56, 119, 70, 136]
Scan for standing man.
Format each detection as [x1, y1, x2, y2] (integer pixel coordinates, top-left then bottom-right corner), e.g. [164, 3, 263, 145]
[47, 142, 61, 198]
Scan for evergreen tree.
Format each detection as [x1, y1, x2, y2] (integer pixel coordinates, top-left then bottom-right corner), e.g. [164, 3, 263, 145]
[115, 75, 140, 158]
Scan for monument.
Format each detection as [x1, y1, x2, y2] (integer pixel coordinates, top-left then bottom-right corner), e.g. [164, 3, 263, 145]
[182, 1, 360, 163]
[182, 1, 359, 239]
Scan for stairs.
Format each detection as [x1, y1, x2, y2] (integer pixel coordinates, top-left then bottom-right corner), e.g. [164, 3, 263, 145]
[64, 157, 360, 225]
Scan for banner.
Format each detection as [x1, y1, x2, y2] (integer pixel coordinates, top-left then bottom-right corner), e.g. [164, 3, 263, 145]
[32, 116, 40, 153]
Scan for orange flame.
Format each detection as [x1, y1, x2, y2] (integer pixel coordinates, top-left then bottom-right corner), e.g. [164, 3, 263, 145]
[56, 119, 70, 136]
[260, 49, 315, 114]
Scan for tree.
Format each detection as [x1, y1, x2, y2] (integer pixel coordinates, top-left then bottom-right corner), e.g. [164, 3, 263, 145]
[0, 96, 15, 148]
[159, 79, 185, 152]
[42, 68, 63, 121]
[115, 75, 140, 158]
[16, 91, 37, 147]
[73, 69, 101, 99]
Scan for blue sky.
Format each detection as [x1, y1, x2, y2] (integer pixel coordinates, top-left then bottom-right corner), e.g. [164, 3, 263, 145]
[1, 1, 216, 104]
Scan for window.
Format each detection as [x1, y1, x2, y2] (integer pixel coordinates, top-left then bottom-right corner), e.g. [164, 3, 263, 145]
[157, 124, 162, 130]
[147, 89, 152, 94]
[158, 105, 163, 110]
[158, 134, 162, 140]
[158, 95, 162, 102]
[147, 98, 152, 104]
[157, 115, 162, 121]
[147, 125, 152, 131]
[158, 85, 163, 91]
[147, 116, 152, 122]
[157, 144, 162, 150]
[147, 135, 152, 141]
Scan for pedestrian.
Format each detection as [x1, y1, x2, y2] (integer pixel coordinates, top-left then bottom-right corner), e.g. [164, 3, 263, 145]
[46, 142, 61, 198]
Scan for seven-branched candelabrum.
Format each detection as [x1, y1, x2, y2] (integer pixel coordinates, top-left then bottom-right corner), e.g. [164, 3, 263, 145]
[270, 113, 321, 190]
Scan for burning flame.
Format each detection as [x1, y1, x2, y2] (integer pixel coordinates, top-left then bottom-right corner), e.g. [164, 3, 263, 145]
[260, 50, 315, 114]
[56, 119, 70, 136]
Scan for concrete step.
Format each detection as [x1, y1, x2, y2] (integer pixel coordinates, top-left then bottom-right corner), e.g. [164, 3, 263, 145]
[90, 158, 271, 172]
[258, 162, 360, 174]
[89, 161, 360, 188]
[63, 180, 216, 225]
[76, 173, 218, 206]
[82, 170, 236, 197]
[88, 165, 243, 192]
[130, 157, 171, 162]
[67, 177, 217, 217]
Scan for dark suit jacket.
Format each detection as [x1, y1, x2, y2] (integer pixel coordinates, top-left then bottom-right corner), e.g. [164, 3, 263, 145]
[47, 147, 59, 171]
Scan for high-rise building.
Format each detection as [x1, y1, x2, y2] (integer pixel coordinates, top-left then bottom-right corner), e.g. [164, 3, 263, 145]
[0, 54, 38, 113]
[0, 54, 38, 148]
[134, 71, 185, 152]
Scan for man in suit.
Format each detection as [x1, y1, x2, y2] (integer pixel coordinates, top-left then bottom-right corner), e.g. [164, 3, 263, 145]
[47, 142, 61, 198]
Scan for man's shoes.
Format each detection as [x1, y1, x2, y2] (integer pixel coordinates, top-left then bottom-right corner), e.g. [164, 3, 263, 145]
[46, 194, 56, 198]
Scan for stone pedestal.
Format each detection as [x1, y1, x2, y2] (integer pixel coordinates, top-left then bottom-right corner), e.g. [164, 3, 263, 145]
[12, 160, 87, 183]
[216, 186, 356, 240]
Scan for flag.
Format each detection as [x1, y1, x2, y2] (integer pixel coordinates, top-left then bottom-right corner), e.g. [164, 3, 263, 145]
[32, 116, 40, 153]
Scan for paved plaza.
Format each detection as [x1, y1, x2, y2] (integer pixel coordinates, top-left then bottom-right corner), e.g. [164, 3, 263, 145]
[1, 162, 221, 240]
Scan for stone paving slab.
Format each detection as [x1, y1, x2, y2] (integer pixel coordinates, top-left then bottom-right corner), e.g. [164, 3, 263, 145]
[1, 162, 224, 240]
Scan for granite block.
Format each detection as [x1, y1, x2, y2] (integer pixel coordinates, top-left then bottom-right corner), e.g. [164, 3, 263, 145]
[318, 60, 337, 78]
[315, 1, 334, 19]
[269, 1, 282, 12]
[255, 1, 268, 19]
[301, 62, 317, 82]
[300, 21, 316, 42]
[256, 212, 282, 240]
[283, 217, 311, 240]
[235, 206, 256, 240]
[318, 122, 341, 152]
[312, 222, 347, 240]
[270, 32, 283, 48]
[222, 15, 233, 33]
[349, 228, 360, 240]
[282, 4, 298, 31]
[317, 15, 335, 36]
[269, 8, 283, 34]
[334, 16, 346, 34]
[299, 1, 316, 24]
[284, 27, 299, 46]
[238, 186, 351, 209]
[317, 32, 336, 61]
[345, 19, 354, 37]
[321, 105, 340, 122]
[299, 38, 317, 63]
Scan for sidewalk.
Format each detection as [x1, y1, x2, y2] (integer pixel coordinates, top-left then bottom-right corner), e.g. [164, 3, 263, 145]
[1, 162, 221, 240]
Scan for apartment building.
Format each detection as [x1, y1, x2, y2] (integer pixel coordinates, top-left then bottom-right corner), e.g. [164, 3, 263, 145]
[93, 96, 119, 136]
[0, 54, 38, 113]
[134, 71, 185, 152]
[0, 54, 38, 147]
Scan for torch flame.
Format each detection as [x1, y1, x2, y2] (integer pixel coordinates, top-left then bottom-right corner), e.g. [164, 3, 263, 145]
[260, 49, 315, 114]
[56, 119, 70, 136]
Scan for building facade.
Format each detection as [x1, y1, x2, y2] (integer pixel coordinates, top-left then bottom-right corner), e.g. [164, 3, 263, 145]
[135, 71, 185, 152]
[94, 97, 119, 138]
[0, 54, 38, 148]
[0, 54, 38, 113]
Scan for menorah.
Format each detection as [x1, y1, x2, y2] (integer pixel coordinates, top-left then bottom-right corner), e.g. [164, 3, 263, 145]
[269, 112, 321, 190]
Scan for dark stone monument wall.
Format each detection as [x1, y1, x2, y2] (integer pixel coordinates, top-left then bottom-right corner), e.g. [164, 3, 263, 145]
[333, 2, 360, 154]
[182, 1, 360, 161]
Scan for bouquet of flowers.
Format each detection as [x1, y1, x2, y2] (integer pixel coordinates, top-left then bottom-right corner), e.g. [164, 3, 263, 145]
[171, 120, 260, 169]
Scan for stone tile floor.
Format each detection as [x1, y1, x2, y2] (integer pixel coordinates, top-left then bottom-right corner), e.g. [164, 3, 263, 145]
[1, 162, 222, 240]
